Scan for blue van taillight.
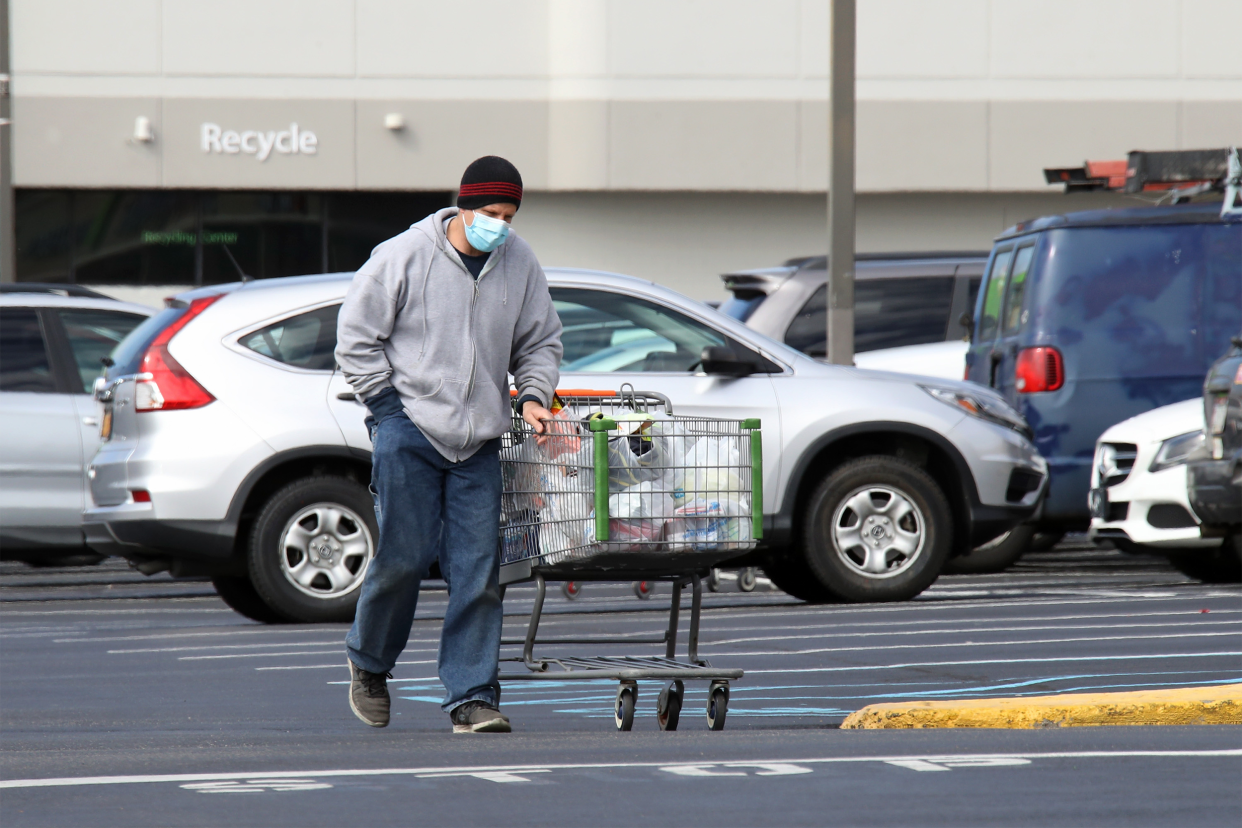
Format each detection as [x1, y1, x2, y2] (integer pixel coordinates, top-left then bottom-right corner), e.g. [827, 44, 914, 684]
[1015, 346, 1064, 393]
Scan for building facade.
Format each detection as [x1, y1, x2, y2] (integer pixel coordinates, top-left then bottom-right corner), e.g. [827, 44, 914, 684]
[10, 0, 1242, 303]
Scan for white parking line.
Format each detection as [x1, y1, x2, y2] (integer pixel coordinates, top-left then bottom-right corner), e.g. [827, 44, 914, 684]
[177, 650, 346, 661]
[109, 641, 344, 654]
[3, 750, 1237, 790]
[707, 630, 1242, 658]
[742, 651, 1242, 675]
[703, 619, 1242, 646]
[258, 659, 436, 671]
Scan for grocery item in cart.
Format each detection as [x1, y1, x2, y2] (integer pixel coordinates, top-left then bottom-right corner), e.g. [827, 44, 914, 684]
[673, 435, 743, 506]
[665, 497, 754, 551]
[599, 412, 677, 489]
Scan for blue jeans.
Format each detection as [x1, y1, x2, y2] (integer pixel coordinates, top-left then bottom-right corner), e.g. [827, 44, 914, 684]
[345, 414, 503, 713]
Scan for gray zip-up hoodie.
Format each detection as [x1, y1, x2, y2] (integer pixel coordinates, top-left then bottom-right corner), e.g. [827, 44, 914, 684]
[335, 206, 562, 462]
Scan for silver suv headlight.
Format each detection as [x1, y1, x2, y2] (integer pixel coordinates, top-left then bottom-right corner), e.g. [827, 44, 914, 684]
[921, 384, 1033, 439]
[1148, 429, 1205, 473]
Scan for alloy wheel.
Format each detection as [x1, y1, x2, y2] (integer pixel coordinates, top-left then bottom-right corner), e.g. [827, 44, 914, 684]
[278, 502, 374, 599]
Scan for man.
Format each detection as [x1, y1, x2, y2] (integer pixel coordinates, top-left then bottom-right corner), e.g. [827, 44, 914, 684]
[335, 156, 562, 733]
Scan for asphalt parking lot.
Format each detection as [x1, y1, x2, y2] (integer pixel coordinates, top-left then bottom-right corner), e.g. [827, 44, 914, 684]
[2, 540, 1240, 827]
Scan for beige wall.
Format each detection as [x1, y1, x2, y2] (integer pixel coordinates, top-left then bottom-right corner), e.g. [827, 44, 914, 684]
[14, 96, 1241, 192]
[11, 0, 1240, 192]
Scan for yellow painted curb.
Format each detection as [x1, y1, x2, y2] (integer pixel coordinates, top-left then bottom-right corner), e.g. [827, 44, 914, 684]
[840, 683, 1242, 729]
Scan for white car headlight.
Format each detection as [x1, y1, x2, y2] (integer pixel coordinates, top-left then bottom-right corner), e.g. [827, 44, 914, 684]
[920, 385, 1032, 439]
[1148, 429, 1205, 473]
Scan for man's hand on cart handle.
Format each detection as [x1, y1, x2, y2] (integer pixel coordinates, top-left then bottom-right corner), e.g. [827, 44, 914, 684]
[522, 400, 554, 436]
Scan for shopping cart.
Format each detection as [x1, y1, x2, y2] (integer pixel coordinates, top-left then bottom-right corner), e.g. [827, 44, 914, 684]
[497, 386, 762, 731]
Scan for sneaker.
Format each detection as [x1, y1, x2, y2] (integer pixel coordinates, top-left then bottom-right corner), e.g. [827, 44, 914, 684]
[451, 700, 511, 734]
[348, 660, 391, 727]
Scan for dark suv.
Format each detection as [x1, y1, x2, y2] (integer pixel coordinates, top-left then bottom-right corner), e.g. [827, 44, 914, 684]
[965, 203, 1242, 550]
[1182, 336, 1242, 581]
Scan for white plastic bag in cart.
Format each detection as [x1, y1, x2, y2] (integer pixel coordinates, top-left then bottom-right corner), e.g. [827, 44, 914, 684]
[605, 413, 677, 489]
[582, 481, 676, 552]
[672, 436, 743, 507]
[665, 497, 754, 551]
[502, 433, 592, 515]
[609, 480, 676, 522]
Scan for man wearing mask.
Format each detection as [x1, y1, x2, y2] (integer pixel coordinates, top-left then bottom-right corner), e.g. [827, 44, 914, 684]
[335, 156, 562, 733]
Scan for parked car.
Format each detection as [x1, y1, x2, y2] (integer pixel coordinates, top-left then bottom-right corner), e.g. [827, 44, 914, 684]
[1087, 398, 1215, 553]
[1183, 336, 1242, 582]
[720, 252, 987, 379]
[964, 200, 1242, 564]
[0, 285, 153, 565]
[84, 269, 1044, 622]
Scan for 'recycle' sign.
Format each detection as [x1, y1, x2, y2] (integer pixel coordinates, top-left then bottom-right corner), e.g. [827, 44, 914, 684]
[200, 122, 318, 161]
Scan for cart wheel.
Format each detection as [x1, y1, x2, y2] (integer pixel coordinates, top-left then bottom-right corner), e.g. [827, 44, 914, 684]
[657, 680, 684, 731]
[738, 567, 757, 593]
[706, 681, 729, 731]
[632, 580, 653, 600]
[562, 581, 581, 600]
[615, 683, 637, 731]
[707, 569, 722, 592]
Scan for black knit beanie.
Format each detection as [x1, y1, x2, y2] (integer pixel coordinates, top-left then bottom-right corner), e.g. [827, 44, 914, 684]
[457, 156, 523, 210]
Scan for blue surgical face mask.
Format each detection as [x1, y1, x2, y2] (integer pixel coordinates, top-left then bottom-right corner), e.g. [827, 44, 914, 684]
[462, 210, 510, 253]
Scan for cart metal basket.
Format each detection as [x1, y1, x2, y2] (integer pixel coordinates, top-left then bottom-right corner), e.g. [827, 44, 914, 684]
[496, 386, 761, 731]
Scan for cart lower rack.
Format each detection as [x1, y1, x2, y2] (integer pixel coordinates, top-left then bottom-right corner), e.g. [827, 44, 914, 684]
[496, 387, 759, 731]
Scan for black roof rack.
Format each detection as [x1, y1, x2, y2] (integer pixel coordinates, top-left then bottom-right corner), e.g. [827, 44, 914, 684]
[0, 283, 113, 299]
[1045, 147, 1241, 216]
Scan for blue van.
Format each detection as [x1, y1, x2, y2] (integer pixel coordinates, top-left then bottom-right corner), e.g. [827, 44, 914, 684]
[965, 202, 1242, 538]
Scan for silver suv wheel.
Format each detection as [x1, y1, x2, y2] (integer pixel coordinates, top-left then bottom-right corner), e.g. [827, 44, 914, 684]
[832, 485, 926, 579]
[278, 502, 374, 599]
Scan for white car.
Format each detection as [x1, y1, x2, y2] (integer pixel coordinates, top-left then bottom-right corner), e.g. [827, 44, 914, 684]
[0, 286, 153, 565]
[1088, 398, 1220, 551]
[84, 270, 1045, 622]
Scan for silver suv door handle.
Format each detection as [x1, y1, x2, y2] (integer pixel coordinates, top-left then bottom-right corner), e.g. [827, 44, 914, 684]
[336, 392, 360, 402]
[82, 417, 98, 426]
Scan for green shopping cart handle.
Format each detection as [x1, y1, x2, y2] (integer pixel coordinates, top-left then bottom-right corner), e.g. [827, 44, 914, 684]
[590, 418, 615, 541]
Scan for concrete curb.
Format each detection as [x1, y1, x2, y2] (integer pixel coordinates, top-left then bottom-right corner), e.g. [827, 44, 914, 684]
[840, 683, 1242, 729]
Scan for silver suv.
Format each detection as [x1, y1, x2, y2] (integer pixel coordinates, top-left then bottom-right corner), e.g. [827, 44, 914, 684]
[0, 286, 152, 565]
[85, 270, 1045, 622]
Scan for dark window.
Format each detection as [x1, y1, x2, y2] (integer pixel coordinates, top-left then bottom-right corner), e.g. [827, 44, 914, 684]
[784, 276, 956, 356]
[14, 189, 453, 287]
[552, 288, 728, 373]
[718, 295, 766, 322]
[201, 192, 324, 284]
[0, 309, 57, 393]
[58, 309, 149, 393]
[239, 305, 341, 371]
[71, 191, 198, 286]
[14, 190, 72, 283]
[977, 248, 1014, 342]
[1001, 245, 1036, 336]
[327, 192, 455, 273]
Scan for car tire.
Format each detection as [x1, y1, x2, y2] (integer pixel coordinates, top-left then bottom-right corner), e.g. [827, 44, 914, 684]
[801, 456, 952, 602]
[1166, 532, 1242, 584]
[247, 476, 379, 624]
[942, 523, 1035, 575]
[211, 575, 290, 624]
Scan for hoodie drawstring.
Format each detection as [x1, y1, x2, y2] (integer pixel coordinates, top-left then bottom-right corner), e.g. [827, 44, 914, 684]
[418, 253, 433, 361]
